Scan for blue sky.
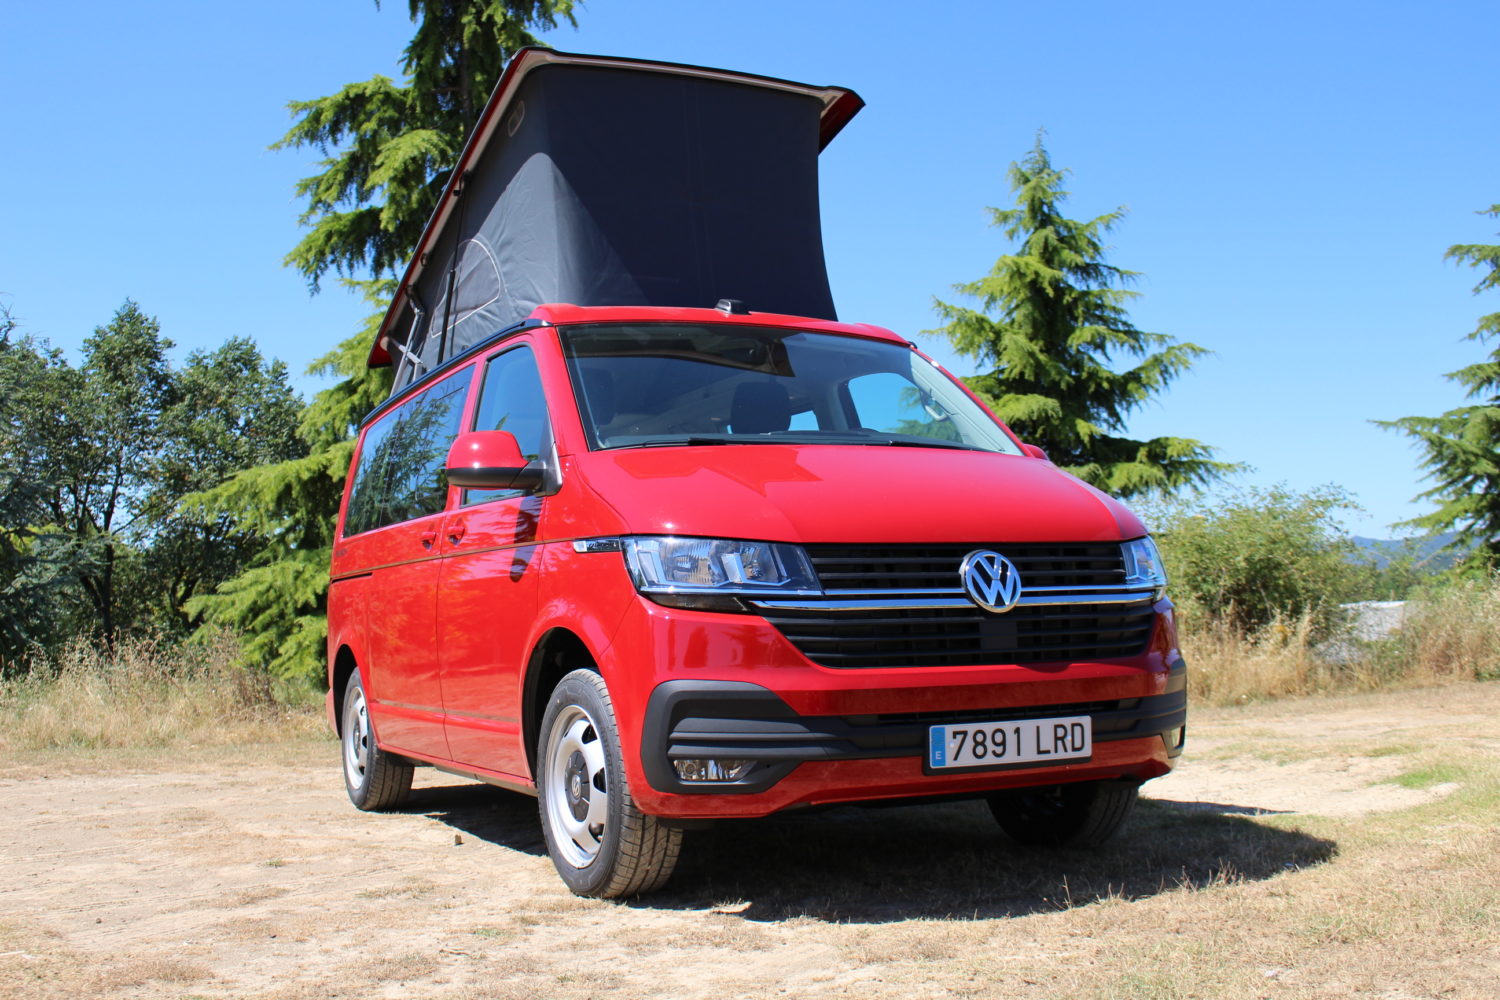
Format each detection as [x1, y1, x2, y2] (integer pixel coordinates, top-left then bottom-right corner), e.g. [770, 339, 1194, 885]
[3, 0, 1495, 537]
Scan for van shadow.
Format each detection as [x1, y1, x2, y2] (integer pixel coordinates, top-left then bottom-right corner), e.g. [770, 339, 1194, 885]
[638, 797, 1338, 924]
[400, 781, 548, 858]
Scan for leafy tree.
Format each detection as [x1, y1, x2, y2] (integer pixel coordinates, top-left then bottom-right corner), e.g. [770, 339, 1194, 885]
[929, 135, 1231, 497]
[146, 338, 305, 634]
[1379, 204, 1500, 573]
[190, 2, 576, 679]
[0, 304, 304, 665]
[46, 302, 177, 648]
[1, 301, 177, 653]
[0, 309, 84, 660]
[0, 305, 48, 540]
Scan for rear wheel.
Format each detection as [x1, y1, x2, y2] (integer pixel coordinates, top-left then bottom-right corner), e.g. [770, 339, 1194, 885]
[341, 668, 413, 811]
[987, 779, 1138, 847]
[538, 669, 681, 898]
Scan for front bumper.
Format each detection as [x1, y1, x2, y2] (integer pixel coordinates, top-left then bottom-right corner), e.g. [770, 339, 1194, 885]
[639, 657, 1187, 799]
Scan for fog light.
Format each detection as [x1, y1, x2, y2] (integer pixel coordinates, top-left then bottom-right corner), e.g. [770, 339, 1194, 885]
[1167, 726, 1186, 750]
[672, 758, 754, 782]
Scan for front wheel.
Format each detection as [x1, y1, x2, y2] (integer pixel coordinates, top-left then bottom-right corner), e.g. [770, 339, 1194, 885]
[537, 669, 681, 898]
[987, 779, 1139, 848]
[341, 668, 413, 811]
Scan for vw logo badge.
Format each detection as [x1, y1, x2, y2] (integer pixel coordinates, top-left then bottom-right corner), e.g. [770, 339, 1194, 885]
[960, 550, 1023, 613]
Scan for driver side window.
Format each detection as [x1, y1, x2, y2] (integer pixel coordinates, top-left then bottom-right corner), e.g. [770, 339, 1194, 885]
[465, 344, 550, 506]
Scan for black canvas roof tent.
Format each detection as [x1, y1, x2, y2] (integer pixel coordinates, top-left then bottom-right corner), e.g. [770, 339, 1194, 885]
[368, 47, 864, 392]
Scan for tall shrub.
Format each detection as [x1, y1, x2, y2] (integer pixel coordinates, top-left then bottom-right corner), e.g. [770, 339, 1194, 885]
[1143, 485, 1363, 637]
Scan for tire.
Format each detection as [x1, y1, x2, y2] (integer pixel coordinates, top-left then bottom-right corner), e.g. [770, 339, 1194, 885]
[341, 668, 413, 811]
[537, 669, 681, 898]
[987, 779, 1139, 848]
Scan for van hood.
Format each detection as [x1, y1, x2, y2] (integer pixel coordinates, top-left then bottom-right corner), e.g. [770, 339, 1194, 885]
[575, 445, 1144, 543]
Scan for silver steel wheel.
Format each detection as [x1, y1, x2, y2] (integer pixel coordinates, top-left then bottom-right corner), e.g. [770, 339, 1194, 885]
[343, 683, 372, 790]
[537, 670, 681, 897]
[542, 704, 610, 868]
[339, 669, 412, 811]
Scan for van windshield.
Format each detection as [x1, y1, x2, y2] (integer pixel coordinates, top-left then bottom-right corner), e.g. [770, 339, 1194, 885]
[558, 324, 1022, 454]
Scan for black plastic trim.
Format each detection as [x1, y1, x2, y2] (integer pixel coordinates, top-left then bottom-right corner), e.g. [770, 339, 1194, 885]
[641, 669, 1189, 795]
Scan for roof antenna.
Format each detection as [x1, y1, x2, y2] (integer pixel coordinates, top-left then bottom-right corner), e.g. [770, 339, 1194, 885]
[716, 298, 749, 315]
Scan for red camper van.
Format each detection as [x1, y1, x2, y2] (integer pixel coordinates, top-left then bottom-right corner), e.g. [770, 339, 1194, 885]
[326, 50, 1186, 899]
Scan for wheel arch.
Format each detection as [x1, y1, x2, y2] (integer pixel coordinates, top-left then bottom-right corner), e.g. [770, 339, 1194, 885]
[331, 645, 359, 736]
[522, 627, 600, 777]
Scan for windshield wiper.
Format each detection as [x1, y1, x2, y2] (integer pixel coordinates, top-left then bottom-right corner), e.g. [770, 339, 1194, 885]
[608, 435, 796, 449]
[614, 436, 733, 448]
[813, 429, 985, 451]
[605, 433, 986, 452]
[875, 437, 986, 451]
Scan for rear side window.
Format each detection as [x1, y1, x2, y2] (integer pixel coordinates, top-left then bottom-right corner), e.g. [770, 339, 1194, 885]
[465, 344, 550, 506]
[344, 368, 471, 535]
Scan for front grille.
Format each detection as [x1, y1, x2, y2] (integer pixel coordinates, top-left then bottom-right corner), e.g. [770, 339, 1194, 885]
[763, 542, 1154, 669]
[806, 542, 1126, 593]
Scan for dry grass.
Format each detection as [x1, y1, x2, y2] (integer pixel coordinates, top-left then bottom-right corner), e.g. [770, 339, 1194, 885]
[1183, 612, 1331, 704]
[2, 684, 1498, 999]
[1383, 578, 1500, 681]
[1182, 579, 1500, 706]
[0, 631, 324, 752]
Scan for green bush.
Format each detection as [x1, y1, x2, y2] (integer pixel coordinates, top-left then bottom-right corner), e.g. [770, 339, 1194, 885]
[1140, 485, 1364, 638]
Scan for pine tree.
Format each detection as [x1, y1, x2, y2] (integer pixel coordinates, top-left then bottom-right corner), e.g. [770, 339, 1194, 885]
[278, 1, 577, 289]
[928, 135, 1230, 497]
[188, 2, 576, 680]
[1379, 205, 1500, 573]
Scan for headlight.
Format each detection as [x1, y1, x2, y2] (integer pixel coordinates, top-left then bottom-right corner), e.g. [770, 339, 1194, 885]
[623, 536, 820, 611]
[1122, 536, 1168, 599]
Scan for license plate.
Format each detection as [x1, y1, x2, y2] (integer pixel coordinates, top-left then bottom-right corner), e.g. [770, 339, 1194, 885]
[928, 715, 1092, 770]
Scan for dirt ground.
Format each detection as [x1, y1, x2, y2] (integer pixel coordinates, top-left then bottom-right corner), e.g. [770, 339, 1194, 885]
[3, 683, 1497, 999]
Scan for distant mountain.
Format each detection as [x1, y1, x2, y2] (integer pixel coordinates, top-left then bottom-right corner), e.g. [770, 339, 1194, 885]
[1350, 532, 1467, 570]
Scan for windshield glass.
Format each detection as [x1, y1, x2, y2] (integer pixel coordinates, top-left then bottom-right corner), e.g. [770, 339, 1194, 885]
[558, 324, 1022, 454]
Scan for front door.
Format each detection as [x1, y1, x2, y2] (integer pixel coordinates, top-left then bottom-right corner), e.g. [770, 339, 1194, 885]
[438, 343, 552, 777]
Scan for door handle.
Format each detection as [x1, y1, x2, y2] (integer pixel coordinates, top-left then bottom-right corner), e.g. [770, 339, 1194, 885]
[447, 523, 467, 545]
[420, 529, 438, 550]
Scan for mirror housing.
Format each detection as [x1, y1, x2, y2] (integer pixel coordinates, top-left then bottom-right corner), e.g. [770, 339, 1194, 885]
[445, 430, 545, 491]
[1020, 443, 1050, 461]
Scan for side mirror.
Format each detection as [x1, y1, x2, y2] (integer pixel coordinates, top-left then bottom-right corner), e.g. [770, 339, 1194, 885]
[1020, 443, 1050, 461]
[445, 430, 545, 491]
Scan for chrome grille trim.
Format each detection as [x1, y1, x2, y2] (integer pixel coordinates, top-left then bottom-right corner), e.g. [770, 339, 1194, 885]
[760, 542, 1156, 668]
[750, 590, 1157, 612]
